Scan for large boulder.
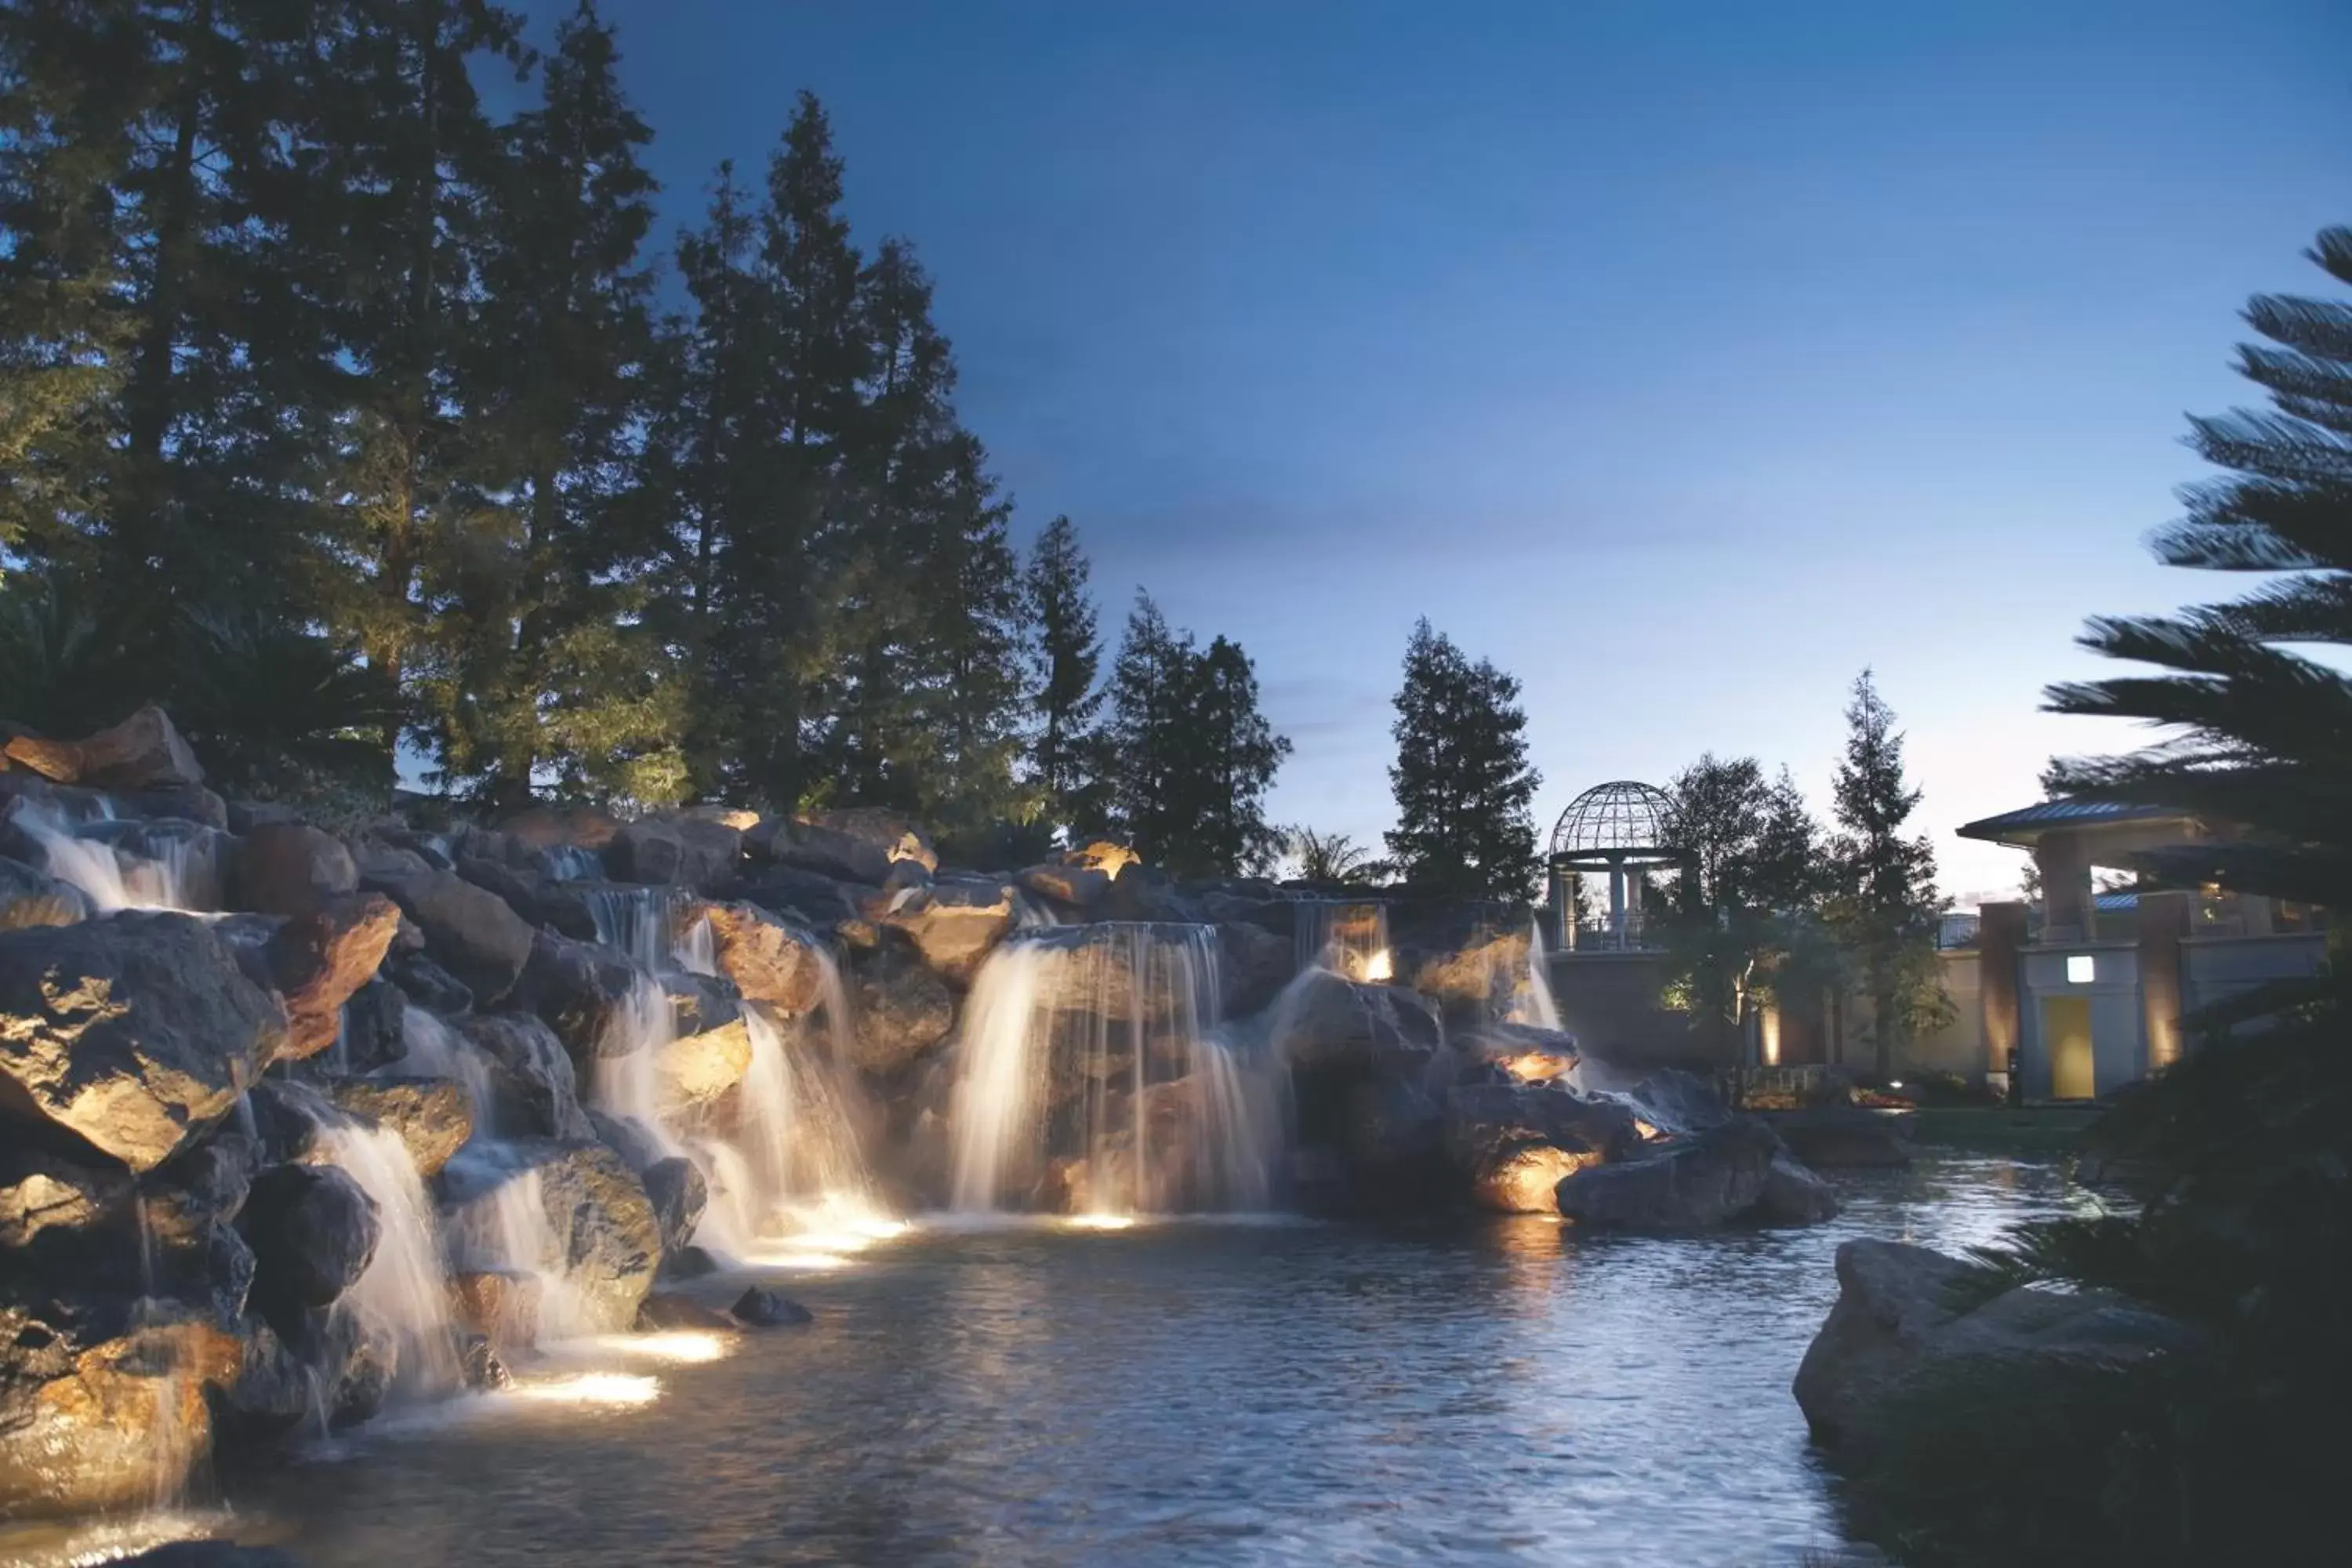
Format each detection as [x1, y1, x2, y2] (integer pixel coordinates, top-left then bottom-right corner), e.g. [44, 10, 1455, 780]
[1792, 1239, 2198, 1450]
[746, 816, 891, 884]
[847, 942, 955, 1075]
[695, 900, 826, 1012]
[455, 855, 598, 942]
[1267, 968, 1445, 1075]
[459, 1011, 593, 1140]
[1472, 1144, 1605, 1214]
[1, 1139, 132, 1250]
[0, 913, 287, 1172]
[797, 807, 936, 873]
[876, 873, 1017, 985]
[641, 1156, 707, 1260]
[231, 822, 358, 918]
[437, 1139, 659, 1334]
[1457, 1021, 1581, 1084]
[1553, 1118, 1783, 1231]
[737, 866, 880, 949]
[1390, 903, 1532, 1018]
[1019, 862, 1109, 910]
[1755, 1151, 1842, 1225]
[260, 892, 402, 1062]
[0, 855, 89, 930]
[1770, 1105, 1918, 1169]
[1219, 921, 1294, 1018]
[1, 703, 204, 791]
[658, 1018, 753, 1112]
[384, 948, 474, 1018]
[0, 1296, 243, 1520]
[608, 814, 742, 891]
[510, 930, 638, 1058]
[358, 858, 534, 1006]
[496, 804, 622, 854]
[238, 1162, 382, 1324]
[328, 1077, 474, 1178]
[1443, 1082, 1641, 1171]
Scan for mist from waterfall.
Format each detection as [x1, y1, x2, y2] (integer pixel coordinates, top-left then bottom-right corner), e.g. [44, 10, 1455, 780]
[1292, 899, 1391, 983]
[949, 924, 1282, 1216]
[313, 1121, 463, 1396]
[1509, 921, 1563, 1031]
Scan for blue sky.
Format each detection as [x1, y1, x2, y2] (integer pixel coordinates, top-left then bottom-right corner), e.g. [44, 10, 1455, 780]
[549, 0, 2349, 896]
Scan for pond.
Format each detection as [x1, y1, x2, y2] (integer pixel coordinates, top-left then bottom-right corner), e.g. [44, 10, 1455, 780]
[27, 1155, 2093, 1568]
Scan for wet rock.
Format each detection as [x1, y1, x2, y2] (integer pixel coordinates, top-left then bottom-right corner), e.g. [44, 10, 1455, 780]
[358, 858, 533, 1006]
[1389, 904, 1533, 1018]
[461, 1334, 510, 1392]
[332, 977, 408, 1076]
[847, 942, 956, 1074]
[326, 1308, 400, 1426]
[455, 855, 596, 942]
[1755, 1151, 1842, 1226]
[641, 1156, 707, 1259]
[328, 1077, 474, 1178]
[737, 866, 880, 949]
[437, 1138, 659, 1334]
[238, 1163, 382, 1323]
[1019, 862, 1108, 909]
[637, 1290, 735, 1332]
[1792, 1239, 2199, 1450]
[660, 1243, 721, 1281]
[1218, 920, 1293, 1018]
[461, 1011, 593, 1141]
[746, 815, 890, 884]
[661, 967, 742, 1040]
[1443, 1082, 1641, 1172]
[450, 1269, 543, 1352]
[1457, 1022, 1580, 1084]
[1770, 1105, 1917, 1169]
[75, 816, 231, 909]
[659, 1018, 753, 1112]
[694, 899, 826, 1011]
[1336, 1076, 1448, 1199]
[799, 807, 937, 873]
[0, 1295, 244, 1520]
[875, 874, 1017, 985]
[1581, 1064, 1736, 1137]
[0, 702, 204, 791]
[263, 893, 401, 1062]
[497, 803, 622, 854]
[1267, 968, 1446, 1075]
[385, 948, 474, 1018]
[0, 913, 287, 1172]
[1058, 840, 1139, 878]
[231, 822, 358, 918]
[1553, 1118, 1783, 1231]
[510, 930, 637, 1059]
[731, 1287, 813, 1327]
[608, 814, 742, 891]
[1098, 866, 1204, 925]
[1472, 1143, 1605, 1213]
[0, 1138, 132, 1249]
[0, 854, 90, 930]
[241, 1080, 346, 1165]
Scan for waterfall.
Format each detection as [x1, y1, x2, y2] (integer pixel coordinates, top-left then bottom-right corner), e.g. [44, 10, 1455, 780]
[541, 844, 605, 882]
[3, 800, 212, 913]
[949, 924, 1281, 1215]
[1293, 899, 1391, 983]
[585, 885, 681, 972]
[395, 1008, 499, 1130]
[312, 1121, 463, 1396]
[441, 1146, 588, 1345]
[587, 972, 683, 1161]
[1508, 921, 1563, 1031]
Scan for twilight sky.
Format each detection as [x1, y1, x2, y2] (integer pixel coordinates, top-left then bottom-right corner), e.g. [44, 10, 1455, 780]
[546, 0, 2348, 898]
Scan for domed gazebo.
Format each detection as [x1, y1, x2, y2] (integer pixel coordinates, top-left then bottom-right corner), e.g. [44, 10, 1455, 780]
[1548, 780, 1680, 950]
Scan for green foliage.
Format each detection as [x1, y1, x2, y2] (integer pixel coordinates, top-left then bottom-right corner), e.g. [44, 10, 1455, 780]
[1384, 618, 1541, 898]
[1283, 826, 1392, 886]
[1656, 756, 1824, 1058]
[0, 569, 149, 731]
[1823, 670, 1952, 1076]
[1024, 514, 1105, 833]
[1101, 593, 1290, 877]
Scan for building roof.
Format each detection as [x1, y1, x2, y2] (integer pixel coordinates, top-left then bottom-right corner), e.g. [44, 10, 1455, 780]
[1955, 798, 2196, 848]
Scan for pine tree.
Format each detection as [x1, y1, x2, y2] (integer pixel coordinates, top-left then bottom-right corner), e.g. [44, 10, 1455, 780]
[1102, 591, 1190, 862]
[1183, 634, 1290, 877]
[417, 0, 679, 807]
[1022, 514, 1104, 831]
[906, 433, 1029, 831]
[1385, 618, 1542, 899]
[1824, 670, 1951, 1076]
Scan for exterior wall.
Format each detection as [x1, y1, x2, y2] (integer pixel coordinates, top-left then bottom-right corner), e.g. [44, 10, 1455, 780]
[2182, 934, 2328, 1022]
[1897, 949, 1984, 1080]
[1545, 951, 1710, 1069]
[2017, 942, 2143, 1098]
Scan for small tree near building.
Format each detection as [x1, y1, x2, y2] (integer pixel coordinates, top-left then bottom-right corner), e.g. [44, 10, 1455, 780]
[1385, 619, 1541, 899]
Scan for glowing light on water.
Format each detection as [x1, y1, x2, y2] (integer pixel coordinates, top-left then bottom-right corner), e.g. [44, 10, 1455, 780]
[0, 1509, 233, 1568]
[506, 1372, 660, 1406]
[1065, 1213, 1137, 1231]
[1362, 948, 1393, 982]
[575, 1331, 731, 1365]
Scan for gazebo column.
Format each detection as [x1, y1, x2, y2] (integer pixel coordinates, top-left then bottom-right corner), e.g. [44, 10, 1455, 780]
[1608, 863, 1628, 949]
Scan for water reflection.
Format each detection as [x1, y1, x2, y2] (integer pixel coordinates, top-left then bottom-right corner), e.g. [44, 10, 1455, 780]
[201, 1156, 2078, 1566]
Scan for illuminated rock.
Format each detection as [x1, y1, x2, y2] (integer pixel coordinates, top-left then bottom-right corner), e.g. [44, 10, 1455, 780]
[1471, 1142, 1604, 1213]
[1553, 1118, 1781, 1231]
[328, 1076, 474, 1179]
[0, 703, 204, 792]
[608, 813, 742, 891]
[695, 899, 826, 1012]
[437, 1138, 659, 1334]
[0, 855, 90, 931]
[263, 893, 401, 1062]
[876, 874, 1018, 985]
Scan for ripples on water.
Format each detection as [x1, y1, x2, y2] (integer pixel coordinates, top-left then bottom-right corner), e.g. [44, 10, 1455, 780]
[197, 1158, 2089, 1566]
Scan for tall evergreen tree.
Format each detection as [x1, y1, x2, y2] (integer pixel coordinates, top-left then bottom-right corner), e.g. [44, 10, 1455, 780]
[1184, 633, 1290, 877]
[1385, 618, 1541, 898]
[417, 0, 679, 807]
[903, 433, 1029, 831]
[1102, 591, 1189, 862]
[1022, 514, 1103, 830]
[1823, 670, 1951, 1076]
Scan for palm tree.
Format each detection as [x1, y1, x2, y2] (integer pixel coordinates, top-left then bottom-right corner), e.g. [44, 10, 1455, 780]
[1283, 826, 1392, 887]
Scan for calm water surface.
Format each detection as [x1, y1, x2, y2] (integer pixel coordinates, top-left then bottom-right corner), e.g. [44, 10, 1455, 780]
[203, 1156, 2080, 1567]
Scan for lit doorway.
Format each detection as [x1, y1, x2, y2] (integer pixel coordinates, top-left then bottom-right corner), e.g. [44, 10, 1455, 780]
[2043, 995, 2096, 1100]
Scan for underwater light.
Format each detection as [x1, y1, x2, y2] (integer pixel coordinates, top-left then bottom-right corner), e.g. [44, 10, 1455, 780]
[509, 1372, 661, 1406]
[1066, 1212, 1137, 1231]
[1362, 948, 1394, 982]
[587, 1331, 732, 1364]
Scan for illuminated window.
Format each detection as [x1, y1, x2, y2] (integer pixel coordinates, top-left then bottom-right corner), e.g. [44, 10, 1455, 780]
[2066, 953, 2095, 985]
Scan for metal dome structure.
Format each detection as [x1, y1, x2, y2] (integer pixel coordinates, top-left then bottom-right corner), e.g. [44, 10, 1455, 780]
[1546, 780, 1682, 951]
[1548, 780, 1678, 869]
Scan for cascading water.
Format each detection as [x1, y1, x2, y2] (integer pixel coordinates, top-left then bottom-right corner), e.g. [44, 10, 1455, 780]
[312, 1121, 463, 1395]
[949, 924, 1283, 1215]
[394, 1008, 499, 1129]
[1508, 921, 1563, 1031]
[441, 1146, 588, 1345]
[2, 800, 212, 913]
[540, 844, 605, 882]
[586, 885, 682, 972]
[1292, 899, 1391, 983]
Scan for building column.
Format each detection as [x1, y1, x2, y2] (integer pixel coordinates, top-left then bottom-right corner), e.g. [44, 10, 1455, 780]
[2139, 889, 2191, 1073]
[2038, 830, 2095, 943]
[1978, 900, 2026, 1086]
[1608, 864, 1628, 949]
